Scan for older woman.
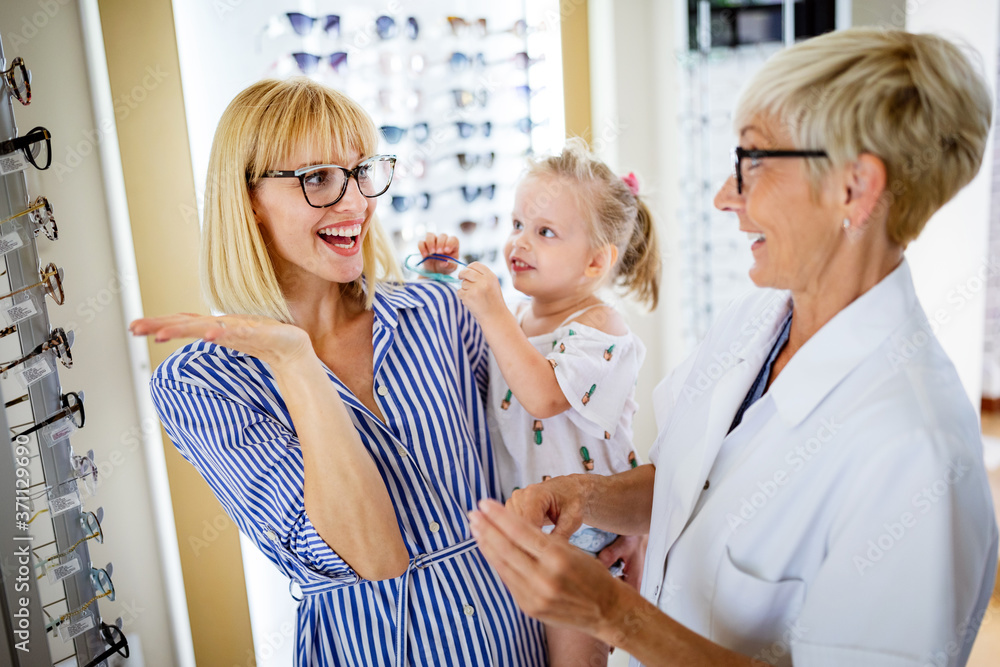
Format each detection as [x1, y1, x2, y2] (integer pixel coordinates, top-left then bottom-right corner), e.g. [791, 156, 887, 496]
[130, 79, 546, 666]
[469, 28, 998, 667]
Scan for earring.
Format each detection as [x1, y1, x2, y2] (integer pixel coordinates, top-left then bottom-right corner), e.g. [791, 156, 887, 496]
[843, 218, 851, 230]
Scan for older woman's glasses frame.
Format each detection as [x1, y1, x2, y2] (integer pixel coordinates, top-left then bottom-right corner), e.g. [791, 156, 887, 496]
[11, 390, 84, 439]
[732, 147, 828, 194]
[0, 126, 51, 170]
[260, 155, 396, 208]
[1, 57, 30, 105]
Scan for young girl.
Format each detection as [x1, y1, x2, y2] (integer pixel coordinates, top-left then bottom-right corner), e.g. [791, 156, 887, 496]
[421, 139, 660, 666]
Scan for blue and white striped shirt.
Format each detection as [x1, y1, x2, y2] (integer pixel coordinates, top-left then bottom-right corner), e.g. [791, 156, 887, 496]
[150, 282, 547, 667]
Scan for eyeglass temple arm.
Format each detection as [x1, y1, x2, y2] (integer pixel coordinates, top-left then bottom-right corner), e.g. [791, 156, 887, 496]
[0, 200, 45, 226]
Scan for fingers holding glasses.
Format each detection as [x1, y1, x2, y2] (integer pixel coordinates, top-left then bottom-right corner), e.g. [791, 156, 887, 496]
[417, 233, 460, 275]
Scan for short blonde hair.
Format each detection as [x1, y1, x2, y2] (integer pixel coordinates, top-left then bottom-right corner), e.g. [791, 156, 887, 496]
[201, 77, 400, 322]
[735, 28, 992, 245]
[524, 138, 661, 309]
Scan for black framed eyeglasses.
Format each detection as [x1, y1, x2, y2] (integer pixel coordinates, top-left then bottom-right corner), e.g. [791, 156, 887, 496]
[0, 126, 51, 170]
[732, 147, 829, 194]
[81, 620, 130, 667]
[12, 390, 84, 438]
[1, 57, 30, 105]
[0, 196, 58, 241]
[260, 155, 396, 208]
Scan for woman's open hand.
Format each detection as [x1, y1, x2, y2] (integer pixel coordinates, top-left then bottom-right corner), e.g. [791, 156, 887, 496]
[129, 313, 315, 370]
[417, 233, 460, 275]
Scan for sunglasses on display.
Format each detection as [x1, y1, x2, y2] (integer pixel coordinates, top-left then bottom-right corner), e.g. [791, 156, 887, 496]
[462, 249, 500, 264]
[376, 15, 419, 40]
[447, 17, 536, 38]
[291, 51, 348, 74]
[459, 215, 500, 234]
[11, 390, 84, 439]
[0, 327, 74, 377]
[0, 126, 51, 170]
[0, 195, 58, 241]
[260, 155, 396, 208]
[731, 147, 829, 194]
[453, 152, 495, 170]
[0, 262, 64, 306]
[285, 12, 340, 37]
[516, 118, 548, 134]
[391, 193, 432, 213]
[456, 121, 492, 139]
[379, 52, 427, 76]
[380, 123, 430, 145]
[508, 52, 545, 70]
[458, 184, 496, 203]
[452, 88, 489, 108]
[449, 51, 487, 71]
[1, 56, 30, 105]
[379, 88, 422, 113]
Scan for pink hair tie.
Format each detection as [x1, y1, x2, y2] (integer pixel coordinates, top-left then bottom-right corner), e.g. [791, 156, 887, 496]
[622, 172, 640, 197]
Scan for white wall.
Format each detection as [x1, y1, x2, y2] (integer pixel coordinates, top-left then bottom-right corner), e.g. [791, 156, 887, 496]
[0, 0, 176, 664]
[906, 0, 1000, 409]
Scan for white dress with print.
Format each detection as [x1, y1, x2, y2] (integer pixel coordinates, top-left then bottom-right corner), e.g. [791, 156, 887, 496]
[487, 307, 645, 552]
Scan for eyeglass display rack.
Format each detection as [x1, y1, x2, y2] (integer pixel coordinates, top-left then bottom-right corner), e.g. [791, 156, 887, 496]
[254, 3, 564, 289]
[0, 35, 114, 667]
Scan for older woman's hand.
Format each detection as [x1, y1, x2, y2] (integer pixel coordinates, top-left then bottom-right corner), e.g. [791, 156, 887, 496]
[599, 534, 648, 592]
[505, 474, 591, 539]
[129, 313, 315, 370]
[470, 499, 629, 645]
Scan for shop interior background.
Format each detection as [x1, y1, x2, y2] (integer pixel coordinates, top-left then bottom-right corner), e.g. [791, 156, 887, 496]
[0, 0, 998, 665]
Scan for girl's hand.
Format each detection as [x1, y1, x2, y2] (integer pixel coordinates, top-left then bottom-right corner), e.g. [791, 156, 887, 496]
[129, 313, 315, 371]
[598, 534, 647, 592]
[417, 233, 460, 275]
[457, 262, 504, 320]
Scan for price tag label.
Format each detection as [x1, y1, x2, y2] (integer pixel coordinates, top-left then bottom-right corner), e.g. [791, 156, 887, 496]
[0, 151, 27, 175]
[61, 614, 95, 642]
[48, 491, 81, 516]
[14, 357, 53, 388]
[47, 419, 77, 444]
[47, 557, 81, 584]
[0, 231, 24, 256]
[2, 299, 37, 326]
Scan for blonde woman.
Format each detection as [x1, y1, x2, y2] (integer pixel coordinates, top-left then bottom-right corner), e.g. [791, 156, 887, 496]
[469, 28, 999, 667]
[130, 79, 546, 666]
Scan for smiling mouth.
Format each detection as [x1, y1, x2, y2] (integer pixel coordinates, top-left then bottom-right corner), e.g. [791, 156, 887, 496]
[510, 258, 534, 270]
[319, 223, 362, 249]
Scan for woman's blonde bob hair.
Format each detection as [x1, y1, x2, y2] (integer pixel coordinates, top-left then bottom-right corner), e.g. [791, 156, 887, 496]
[201, 77, 400, 322]
[735, 28, 992, 246]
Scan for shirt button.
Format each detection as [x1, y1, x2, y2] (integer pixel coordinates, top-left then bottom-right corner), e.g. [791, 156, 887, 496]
[703, 480, 710, 490]
[429, 521, 440, 533]
[397, 445, 408, 457]
[463, 604, 475, 616]
[377, 385, 389, 396]
[264, 529, 278, 542]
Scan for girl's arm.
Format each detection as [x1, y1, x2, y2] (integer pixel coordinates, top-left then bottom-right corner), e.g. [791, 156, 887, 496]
[457, 262, 570, 418]
[133, 313, 409, 581]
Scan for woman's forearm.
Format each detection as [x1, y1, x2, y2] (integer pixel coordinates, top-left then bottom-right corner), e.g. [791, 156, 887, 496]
[582, 464, 656, 535]
[272, 354, 409, 580]
[477, 306, 570, 418]
[600, 585, 758, 666]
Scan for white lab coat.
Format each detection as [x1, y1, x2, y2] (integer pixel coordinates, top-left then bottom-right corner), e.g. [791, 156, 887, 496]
[636, 260, 998, 667]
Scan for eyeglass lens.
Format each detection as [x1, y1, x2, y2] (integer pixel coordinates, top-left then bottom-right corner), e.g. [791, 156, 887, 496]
[2, 57, 30, 105]
[301, 157, 394, 207]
